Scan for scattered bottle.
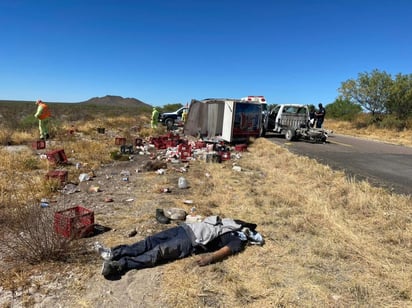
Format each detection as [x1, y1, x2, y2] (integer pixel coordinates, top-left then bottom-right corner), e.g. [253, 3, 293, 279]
[178, 177, 188, 189]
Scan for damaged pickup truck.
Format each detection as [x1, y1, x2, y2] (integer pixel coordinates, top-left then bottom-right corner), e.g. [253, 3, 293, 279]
[262, 104, 327, 143]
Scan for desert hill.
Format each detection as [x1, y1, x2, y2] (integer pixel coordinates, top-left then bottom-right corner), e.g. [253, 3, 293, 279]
[0, 95, 152, 108]
[81, 95, 151, 108]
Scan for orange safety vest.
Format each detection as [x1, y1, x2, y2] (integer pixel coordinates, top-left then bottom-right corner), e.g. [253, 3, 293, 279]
[38, 102, 51, 120]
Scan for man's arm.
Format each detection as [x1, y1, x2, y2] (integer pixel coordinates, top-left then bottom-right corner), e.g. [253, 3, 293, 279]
[34, 105, 43, 118]
[196, 246, 232, 266]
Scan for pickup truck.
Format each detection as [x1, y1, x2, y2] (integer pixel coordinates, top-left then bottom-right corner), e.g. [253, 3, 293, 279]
[158, 106, 188, 128]
[263, 104, 327, 142]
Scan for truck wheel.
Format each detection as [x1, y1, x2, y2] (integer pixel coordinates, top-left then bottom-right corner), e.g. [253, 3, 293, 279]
[285, 129, 295, 141]
[165, 118, 174, 129]
[259, 126, 266, 137]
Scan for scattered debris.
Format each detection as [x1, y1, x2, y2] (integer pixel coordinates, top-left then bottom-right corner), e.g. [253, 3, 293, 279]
[60, 183, 80, 194]
[127, 229, 137, 237]
[79, 173, 90, 182]
[164, 208, 187, 220]
[40, 198, 49, 208]
[178, 177, 188, 189]
[142, 160, 167, 171]
[155, 208, 171, 224]
[88, 185, 100, 193]
[156, 169, 166, 175]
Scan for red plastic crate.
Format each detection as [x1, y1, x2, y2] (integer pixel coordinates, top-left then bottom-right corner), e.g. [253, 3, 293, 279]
[195, 141, 206, 149]
[165, 139, 178, 148]
[32, 140, 46, 150]
[46, 149, 68, 164]
[115, 137, 126, 145]
[151, 138, 166, 149]
[178, 144, 192, 160]
[235, 144, 248, 152]
[220, 151, 231, 161]
[54, 206, 94, 239]
[46, 170, 68, 186]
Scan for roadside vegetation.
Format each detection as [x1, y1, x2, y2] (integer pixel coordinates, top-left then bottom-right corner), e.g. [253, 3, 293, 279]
[328, 69, 412, 131]
[0, 98, 411, 307]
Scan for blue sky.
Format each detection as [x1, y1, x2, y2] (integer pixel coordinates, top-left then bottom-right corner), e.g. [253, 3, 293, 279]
[1, 0, 411, 106]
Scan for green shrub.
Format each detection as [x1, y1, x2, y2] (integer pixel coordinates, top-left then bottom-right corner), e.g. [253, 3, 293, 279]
[327, 98, 362, 121]
[19, 115, 38, 130]
[378, 116, 406, 131]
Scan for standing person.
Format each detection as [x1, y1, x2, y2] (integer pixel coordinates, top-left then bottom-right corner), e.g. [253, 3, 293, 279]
[95, 216, 264, 277]
[309, 106, 316, 128]
[34, 99, 51, 140]
[151, 107, 159, 128]
[315, 103, 326, 128]
[181, 107, 188, 124]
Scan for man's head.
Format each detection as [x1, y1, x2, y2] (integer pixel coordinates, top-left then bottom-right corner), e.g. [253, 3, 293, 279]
[36, 99, 42, 105]
[318, 103, 323, 108]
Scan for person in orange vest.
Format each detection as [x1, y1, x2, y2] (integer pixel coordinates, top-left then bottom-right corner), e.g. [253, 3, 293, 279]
[34, 99, 51, 140]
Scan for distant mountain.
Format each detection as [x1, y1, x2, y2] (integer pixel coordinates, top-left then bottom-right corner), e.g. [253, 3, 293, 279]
[81, 95, 152, 108]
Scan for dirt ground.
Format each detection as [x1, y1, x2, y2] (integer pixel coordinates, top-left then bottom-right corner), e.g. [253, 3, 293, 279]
[1, 147, 203, 307]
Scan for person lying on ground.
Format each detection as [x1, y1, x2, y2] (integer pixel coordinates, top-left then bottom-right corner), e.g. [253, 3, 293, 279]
[95, 215, 264, 278]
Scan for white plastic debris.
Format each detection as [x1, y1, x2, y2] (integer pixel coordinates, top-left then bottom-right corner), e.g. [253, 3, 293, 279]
[178, 177, 188, 189]
[156, 168, 166, 175]
[79, 173, 90, 182]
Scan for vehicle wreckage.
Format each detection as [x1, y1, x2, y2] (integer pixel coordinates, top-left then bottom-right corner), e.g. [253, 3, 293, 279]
[183, 98, 328, 144]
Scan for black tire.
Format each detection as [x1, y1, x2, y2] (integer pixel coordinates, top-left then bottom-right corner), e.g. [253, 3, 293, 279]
[285, 129, 295, 141]
[259, 126, 266, 137]
[165, 118, 174, 129]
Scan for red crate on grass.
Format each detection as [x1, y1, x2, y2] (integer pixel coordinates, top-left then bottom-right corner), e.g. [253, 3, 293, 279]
[46, 149, 68, 164]
[54, 206, 94, 239]
[178, 144, 192, 160]
[32, 140, 46, 150]
[115, 137, 126, 145]
[46, 170, 68, 186]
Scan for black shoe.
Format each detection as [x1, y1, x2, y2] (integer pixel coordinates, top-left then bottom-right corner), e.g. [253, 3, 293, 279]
[101, 260, 123, 277]
[156, 208, 170, 224]
[46, 134, 50, 140]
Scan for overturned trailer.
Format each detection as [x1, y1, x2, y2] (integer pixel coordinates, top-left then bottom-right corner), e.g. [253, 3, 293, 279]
[184, 98, 263, 143]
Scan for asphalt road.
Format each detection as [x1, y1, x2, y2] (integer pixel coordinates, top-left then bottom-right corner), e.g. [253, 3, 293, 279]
[266, 133, 412, 196]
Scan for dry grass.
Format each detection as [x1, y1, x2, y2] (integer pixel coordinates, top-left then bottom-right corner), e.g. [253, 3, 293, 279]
[159, 138, 412, 307]
[0, 109, 411, 307]
[326, 119, 412, 147]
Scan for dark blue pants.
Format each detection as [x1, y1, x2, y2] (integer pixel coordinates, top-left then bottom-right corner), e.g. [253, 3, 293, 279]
[112, 226, 193, 270]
